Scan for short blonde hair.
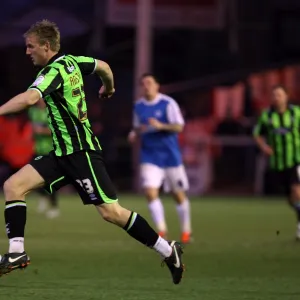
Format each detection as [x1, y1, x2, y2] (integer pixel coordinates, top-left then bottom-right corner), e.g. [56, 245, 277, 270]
[24, 19, 60, 52]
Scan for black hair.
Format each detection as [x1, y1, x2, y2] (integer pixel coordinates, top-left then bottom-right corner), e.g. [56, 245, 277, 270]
[140, 73, 159, 84]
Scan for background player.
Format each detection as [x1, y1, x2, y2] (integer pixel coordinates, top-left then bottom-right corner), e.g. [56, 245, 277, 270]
[128, 74, 192, 244]
[28, 99, 59, 218]
[0, 20, 185, 284]
[253, 85, 300, 239]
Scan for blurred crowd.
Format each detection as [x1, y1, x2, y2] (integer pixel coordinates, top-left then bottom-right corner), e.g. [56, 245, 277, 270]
[1, 63, 300, 195]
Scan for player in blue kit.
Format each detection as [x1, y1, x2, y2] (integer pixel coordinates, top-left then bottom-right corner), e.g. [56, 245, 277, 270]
[128, 74, 192, 244]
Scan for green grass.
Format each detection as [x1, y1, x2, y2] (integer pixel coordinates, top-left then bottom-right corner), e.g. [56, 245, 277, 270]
[0, 194, 300, 300]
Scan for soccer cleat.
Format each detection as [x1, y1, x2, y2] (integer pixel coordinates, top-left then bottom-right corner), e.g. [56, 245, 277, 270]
[163, 241, 185, 284]
[181, 232, 193, 244]
[0, 252, 30, 276]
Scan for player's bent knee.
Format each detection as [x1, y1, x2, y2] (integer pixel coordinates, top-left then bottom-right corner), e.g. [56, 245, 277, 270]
[3, 177, 22, 200]
[3, 179, 12, 197]
[3, 165, 45, 201]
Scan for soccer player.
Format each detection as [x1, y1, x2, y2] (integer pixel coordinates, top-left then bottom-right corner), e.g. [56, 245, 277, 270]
[128, 74, 192, 244]
[28, 99, 60, 218]
[253, 85, 300, 239]
[0, 20, 185, 284]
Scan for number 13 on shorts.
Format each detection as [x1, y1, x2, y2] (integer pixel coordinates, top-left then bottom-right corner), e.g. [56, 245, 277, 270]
[76, 178, 98, 201]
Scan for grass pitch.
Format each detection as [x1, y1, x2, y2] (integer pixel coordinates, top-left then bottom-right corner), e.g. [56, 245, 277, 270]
[0, 194, 299, 300]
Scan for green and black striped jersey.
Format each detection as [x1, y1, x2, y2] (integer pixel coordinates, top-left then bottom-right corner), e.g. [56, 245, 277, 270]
[28, 53, 101, 156]
[253, 105, 300, 171]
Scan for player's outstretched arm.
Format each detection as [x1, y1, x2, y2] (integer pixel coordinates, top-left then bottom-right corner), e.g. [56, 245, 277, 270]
[0, 89, 40, 116]
[95, 60, 115, 97]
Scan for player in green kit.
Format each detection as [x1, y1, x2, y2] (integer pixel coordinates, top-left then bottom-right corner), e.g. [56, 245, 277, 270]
[28, 99, 60, 218]
[253, 85, 300, 239]
[0, 20, 185, 284]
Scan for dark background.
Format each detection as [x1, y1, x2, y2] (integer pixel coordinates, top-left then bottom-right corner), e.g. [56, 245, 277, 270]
[0, 0, 299, 193]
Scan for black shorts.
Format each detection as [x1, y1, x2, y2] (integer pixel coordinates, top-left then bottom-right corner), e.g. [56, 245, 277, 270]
[268, 165, 300, 195]
[30, 150, 118, 205]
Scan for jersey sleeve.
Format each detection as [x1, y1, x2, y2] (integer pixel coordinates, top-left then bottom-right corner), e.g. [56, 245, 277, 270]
[28, 67, 63, 98]
[166, 99, 185, 125]
[253, 111, 268, 137]
[73, 56, 97, 75]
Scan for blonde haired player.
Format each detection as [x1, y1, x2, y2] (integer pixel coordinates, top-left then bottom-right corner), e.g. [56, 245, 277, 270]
[0, 20, 185, 284]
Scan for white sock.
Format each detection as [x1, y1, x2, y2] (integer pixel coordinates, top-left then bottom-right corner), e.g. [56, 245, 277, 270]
[9, 237, 24, 253]
[153, 236, 172, 258]
[148, 199, 167, 232]
[176, 199, 191, 233]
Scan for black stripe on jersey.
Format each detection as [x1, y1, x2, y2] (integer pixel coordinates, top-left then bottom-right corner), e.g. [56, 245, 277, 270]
[68, 55, 95, 75]
[67, 55, 78, 66]
[70, 118, 91, 151]
[55, 59, 75, 74]
[86, 125, 101, 151]
[45, 98, 67, 155]
[67, 56, 83, 74]
[58, 95, 91, 151]
[91, 133, 101, 151]
[67, 56, 100, 150]
[278, 113, 286, 169]
[42, 71, 63, 97]
[290, 107, 296, 166]
[40, 66, 51, 76]
[72, 88, 81, 97]
[268, 110, 278, 169]
[44, 102, 57, 153]
[53, 89, 81, 152]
